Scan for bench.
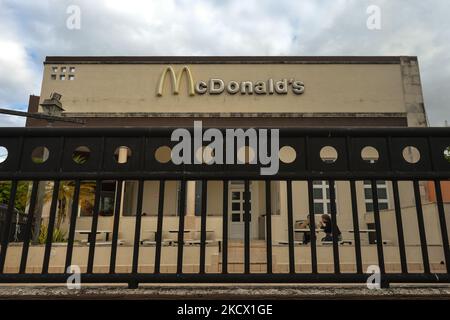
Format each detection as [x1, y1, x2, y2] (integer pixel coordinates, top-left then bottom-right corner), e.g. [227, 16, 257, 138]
[185, 239, 215, 246]
[277, 240, 304, 245]
[140, 240, 173, 246]
[80, 239, 125, 246]
[321, 240, 353, 245]
[374, 240, 392, 245]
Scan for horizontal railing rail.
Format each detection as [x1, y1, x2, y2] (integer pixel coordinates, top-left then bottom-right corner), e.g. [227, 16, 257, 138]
[0, 127, 448, 288]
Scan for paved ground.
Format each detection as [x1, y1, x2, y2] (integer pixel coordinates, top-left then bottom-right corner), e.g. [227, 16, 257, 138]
[0, 284, 450, 299]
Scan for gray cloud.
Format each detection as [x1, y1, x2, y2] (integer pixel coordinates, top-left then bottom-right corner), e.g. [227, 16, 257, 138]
[0, 0, 449, 125]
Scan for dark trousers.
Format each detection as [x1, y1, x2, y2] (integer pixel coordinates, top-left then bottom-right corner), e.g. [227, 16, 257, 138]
[321, 234, 342, 242]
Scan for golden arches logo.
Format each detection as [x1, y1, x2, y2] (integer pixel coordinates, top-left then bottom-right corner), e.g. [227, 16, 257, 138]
[157, 66, 195, 96]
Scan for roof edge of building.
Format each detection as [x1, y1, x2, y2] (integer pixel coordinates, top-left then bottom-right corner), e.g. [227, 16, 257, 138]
[44, 56, 417, 65]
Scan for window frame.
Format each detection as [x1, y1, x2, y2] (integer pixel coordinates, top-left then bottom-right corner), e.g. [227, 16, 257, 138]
[312, 180, 338, 215]
[363, 180, 390, 213]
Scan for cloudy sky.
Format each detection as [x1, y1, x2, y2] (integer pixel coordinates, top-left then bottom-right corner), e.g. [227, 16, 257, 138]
[0, 0, 449, 126]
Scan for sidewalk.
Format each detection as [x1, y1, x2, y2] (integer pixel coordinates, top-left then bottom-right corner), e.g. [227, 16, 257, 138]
[1, 284, 450, 299]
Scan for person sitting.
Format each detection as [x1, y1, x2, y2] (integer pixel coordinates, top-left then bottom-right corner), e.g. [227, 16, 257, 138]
[319, 214, 342, 242]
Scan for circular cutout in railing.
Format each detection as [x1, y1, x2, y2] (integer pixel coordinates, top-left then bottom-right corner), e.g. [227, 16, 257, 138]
[279, 146, 297, 164]
[195, 146, 215, 164]
[203, 146, 215, 164]
[237, 146, 255, 164]
[361, 146, 379, 164]
[114, 146, 132, 164]
[72, 146, 90, 164]
[155, 146, 172, 164]
[31, 146, 49, 164]
[444, 146, 450, 163]
[402, 146, 420, 164]
[0, 146, 8, 164]
[320, 146, 338, 163]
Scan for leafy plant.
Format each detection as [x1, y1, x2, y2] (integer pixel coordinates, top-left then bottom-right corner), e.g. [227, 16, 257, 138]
[44, 181, 96, 229]
[73, 154, 88, 165]
[444, 147, 450, 163]
[31, 157, 45, 164]
[37, 224, 67, 244]
[0, 181, 31, 212]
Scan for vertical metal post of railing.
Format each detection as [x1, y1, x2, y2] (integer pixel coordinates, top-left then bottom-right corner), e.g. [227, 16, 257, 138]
[0, 180, 18, 273]
[176, 180, 187, 274]
[349, 180, 363, 274]
[286, 180, 295, 274]
[43, 136, 66, 274]
[64, 180, 81, 272]
[221, 180, 229, 274]
[19, 180, 39, 274]
[130, 136, 147, 285]
[86, 136, 105, 275]
[328, 179, 340, 274]
[265, 180, 273, 274]
[131, 179, 145, 278]
[86, 179, 102, 274]
[244, 180, 251, 274]
[307, 180, 318, 274]
[154, 180, 165, 274]
[426, 134, 450, 274]
[370, 179, 385, 275]
[199, 179, 208, 274]
[391, 180, 408, 273]
[109, 180, 123, 274]
[345, 137, 362, 274]
[434, 180, 450, 273]
[412, 180, 431, 274]
[0, 136, 24, 274]
[42, 180, 60, 274]
[386, 136, 408, 274]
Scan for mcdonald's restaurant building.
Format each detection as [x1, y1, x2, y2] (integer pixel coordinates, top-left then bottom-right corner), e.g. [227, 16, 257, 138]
[14, 56, 449, 273]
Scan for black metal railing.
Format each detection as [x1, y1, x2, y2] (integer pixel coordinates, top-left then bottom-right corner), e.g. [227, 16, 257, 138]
[0, 127, 448, 288]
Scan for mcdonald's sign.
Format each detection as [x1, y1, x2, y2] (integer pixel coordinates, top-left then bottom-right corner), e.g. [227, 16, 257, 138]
[157, 66, 305, 97]
[157, 66, 195, 96]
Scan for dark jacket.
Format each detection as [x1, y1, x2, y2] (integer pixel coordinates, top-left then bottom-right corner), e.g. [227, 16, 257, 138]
[321, 221, 341, 235]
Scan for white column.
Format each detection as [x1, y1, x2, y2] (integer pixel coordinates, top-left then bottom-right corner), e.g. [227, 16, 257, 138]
[118, 147, 128, 216]
[118, 146, 128, 164]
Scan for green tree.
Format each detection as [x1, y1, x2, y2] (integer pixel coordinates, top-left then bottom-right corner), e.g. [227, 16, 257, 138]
[43, 152, 96, 230]
[44, 181, 97, 229]
[0, 181, 31, 212]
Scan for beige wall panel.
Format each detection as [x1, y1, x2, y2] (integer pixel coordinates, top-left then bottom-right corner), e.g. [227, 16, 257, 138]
[40, 64, 405, 114]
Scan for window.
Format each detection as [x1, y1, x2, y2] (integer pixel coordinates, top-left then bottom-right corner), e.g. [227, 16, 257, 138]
[230, 185, 251, 223]
[68, 75, 75, 80]
[79, 181, 115, 216]
[69, 66, 76, 73]
[99, 181, 116, 216]
[312, 180, 331, 214]
[60, 74, 66, 80]
[122, 181, 137, 216]
[52, 66, 58, 73]
[61, 67, 67, 73]
[51, 74, 57, 80]
[364, 180, 389, 212]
